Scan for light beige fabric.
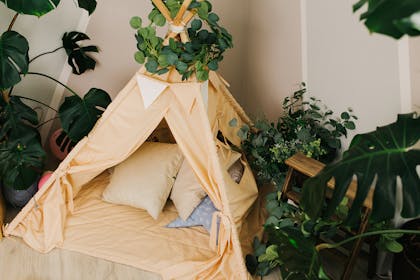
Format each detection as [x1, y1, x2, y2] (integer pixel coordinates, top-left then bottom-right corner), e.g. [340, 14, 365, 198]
[103, 142, 183, 220]
[4, 68, 264, 279]
[171, 159, 207, 221]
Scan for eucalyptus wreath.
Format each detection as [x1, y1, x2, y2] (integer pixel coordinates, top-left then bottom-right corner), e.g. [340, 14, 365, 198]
[130, 0, 233, 81]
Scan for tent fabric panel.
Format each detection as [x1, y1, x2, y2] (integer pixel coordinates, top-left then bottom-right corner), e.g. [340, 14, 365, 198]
[4, 70, 257, 279]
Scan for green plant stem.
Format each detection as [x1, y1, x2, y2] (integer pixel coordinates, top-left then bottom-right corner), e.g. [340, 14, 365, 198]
[25, 72, 79, 97]
[13, 95, 58, 112]
[316, 229, 420, 251]
[36, 117, 59, 129]
[29, 46, 64, 64]
[8, 13, 19, 31]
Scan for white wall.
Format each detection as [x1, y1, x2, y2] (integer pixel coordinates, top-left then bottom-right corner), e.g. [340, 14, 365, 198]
[244, 0, 303, 120]
[0, 2, 84, 107]
[305, 0, 402, 147]
[409, 37, 420, 111]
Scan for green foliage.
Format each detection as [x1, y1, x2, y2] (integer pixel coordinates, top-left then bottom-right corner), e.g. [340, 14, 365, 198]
[59, 88, 111, 143]
[0, 0, 60, 17]
[77, 0, 97, 15]
[0, 0, 96, 17]
[236, 84, 356, 188]
[130, 0, 233, 81]
[302, 113, 420, 225]
[62, 31, 99, 75]
[354, 0, 420, 38]
[0, 96, 45, 190]
[0, 31, 29, 90]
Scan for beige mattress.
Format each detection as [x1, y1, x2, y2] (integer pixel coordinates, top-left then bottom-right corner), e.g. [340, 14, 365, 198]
[58, 172, 216, 276]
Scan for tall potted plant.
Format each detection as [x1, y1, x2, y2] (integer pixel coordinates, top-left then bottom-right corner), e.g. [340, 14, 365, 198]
[0, 0, 111, 207]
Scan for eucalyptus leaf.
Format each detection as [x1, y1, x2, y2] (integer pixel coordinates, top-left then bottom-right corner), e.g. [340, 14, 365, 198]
[0, 31, 29, 90]
[62, 31, 99, 75]
[130, 16, 142, 29]
[59, 88, 111, 143]
[301, 113, 420, 224]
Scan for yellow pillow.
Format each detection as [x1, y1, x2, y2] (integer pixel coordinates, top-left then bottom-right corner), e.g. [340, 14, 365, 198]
[103, 142, 183, 220]
[170, 160, 207, 220]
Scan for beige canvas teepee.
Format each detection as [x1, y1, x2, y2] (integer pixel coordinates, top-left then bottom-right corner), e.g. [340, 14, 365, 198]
[3, 1, 267, 279]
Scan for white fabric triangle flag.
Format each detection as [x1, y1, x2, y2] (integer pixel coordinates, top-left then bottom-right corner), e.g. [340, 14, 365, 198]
[201, 80, 209, 111]
[136, 75, 168, 109]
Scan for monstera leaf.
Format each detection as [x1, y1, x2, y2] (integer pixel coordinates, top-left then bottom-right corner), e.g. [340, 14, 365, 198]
[62, 31, 99, 75]
[0, 0, 96, 16]
[0, 96, 39, 140]
[301, 114, 420, 225]
[0, 0, 60, 17]
[59, 88, 111, 143]
[0, 31, 29, 90]
[354, 0, 420, 38]
[77, 0, 97, 15]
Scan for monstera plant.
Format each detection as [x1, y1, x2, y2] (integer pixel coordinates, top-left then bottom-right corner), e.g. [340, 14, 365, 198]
[302, 113, 420, 223]
[0, 0, 111, 206]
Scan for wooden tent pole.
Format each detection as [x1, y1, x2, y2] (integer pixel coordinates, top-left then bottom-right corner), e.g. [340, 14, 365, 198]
[151, 0, 173, 22]
[174, 0, 192, 25]
[181, 11, 196, 26]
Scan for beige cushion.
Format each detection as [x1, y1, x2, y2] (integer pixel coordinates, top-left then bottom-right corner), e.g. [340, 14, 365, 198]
[103, 142, 183, 220]
[170, 160, 207, 220]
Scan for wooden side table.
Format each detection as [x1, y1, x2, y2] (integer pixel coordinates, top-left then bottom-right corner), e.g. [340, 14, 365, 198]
[281, 153, 374, 280]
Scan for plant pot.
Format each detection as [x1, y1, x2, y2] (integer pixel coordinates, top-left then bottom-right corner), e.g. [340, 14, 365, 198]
[393, 219, 420, 279]
[2, 180, 38, 208]
[49, 129, 75, 161]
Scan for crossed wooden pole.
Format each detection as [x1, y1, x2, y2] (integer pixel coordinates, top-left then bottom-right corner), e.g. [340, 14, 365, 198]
[151, 0, 196, 44]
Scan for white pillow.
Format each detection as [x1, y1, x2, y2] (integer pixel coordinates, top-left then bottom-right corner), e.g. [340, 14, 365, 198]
[103, 142, 183, 220]
[170, 159, 207, 220]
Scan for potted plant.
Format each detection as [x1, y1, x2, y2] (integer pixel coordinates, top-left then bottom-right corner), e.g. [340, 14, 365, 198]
[0, 0, 111, 206]
[245, 1, 420, 278]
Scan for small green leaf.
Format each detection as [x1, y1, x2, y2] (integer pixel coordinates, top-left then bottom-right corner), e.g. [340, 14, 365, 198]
[344, 121, 356, 130]
[134, 51, 145, 64]
[208, 13, 220, 23]
[145, 59, 159, 73]
[341, 112, 350, 120]
[130, 16, 142, 29]
[208, 60, 219, 71]
[197, 1, 209, 19]
[153, 13, 166, 27]
[191, 19, 202, 31]
[384, 240, 404, 253]
[175, 61, 188, 72]
[196, 69, 209, 81]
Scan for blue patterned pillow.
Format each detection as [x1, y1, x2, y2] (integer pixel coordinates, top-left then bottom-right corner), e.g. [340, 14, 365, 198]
[167, 196, 219, 233]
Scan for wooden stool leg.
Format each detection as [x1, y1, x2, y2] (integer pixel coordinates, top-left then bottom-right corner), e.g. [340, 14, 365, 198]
[280, 168, 294, 201]
[341, 209, 371, 280]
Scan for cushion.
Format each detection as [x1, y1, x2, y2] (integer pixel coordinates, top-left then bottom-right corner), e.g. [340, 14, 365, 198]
[228, 159, 245, 183]
[170, 159, 207, 220]
[103, 142, 183, 220]
[167, 196, 218, 233]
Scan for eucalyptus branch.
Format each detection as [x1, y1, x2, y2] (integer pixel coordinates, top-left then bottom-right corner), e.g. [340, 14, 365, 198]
[25, 72, 79, 97]
[316, 229, 420, 251]
[8, 13, 19, 31]
[13, 95, 58, 112]
[29, 46, 64, 64]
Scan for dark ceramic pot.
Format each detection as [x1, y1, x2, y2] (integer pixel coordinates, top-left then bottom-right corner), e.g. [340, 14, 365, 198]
[2, 180, 38, 208]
